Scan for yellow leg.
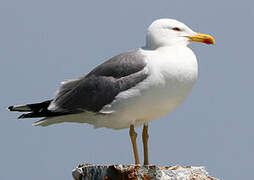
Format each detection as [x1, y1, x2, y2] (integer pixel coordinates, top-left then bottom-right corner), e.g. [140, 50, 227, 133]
[129, 125, 140, 164]
[142, 124, 149, 165]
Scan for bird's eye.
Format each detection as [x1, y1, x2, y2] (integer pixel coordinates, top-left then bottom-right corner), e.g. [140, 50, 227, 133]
[172, 27, 181, 31]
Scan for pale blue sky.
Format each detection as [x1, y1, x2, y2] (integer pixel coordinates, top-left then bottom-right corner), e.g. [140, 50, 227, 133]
[1, 0, 253, 179]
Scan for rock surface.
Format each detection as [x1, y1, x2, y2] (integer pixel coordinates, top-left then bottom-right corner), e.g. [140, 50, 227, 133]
[72, 164, 219, 180]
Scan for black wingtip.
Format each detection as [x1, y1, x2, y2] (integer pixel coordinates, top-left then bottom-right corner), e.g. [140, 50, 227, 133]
[8, 106, 14, 111]
[18, 114, 26, 119]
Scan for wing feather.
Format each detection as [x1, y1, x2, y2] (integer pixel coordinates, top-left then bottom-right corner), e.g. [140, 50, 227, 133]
[49, 50, 148, 113]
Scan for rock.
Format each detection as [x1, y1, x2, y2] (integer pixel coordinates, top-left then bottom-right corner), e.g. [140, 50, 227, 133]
[72, 164, 219, 180]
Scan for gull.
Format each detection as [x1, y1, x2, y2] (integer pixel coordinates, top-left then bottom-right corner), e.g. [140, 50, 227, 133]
[8, 19, 215, 165]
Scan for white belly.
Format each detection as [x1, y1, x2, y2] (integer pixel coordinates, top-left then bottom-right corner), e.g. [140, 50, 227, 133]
[94, 46, 198, 129]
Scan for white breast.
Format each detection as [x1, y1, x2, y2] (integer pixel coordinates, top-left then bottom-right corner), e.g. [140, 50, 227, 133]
[95, 46, 198, 129]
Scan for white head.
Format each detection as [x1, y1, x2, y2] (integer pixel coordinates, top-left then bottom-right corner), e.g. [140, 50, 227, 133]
[146, 19, 215, 49]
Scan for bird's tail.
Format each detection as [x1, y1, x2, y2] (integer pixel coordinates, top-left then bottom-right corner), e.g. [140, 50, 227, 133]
[8, 100, 57, 119]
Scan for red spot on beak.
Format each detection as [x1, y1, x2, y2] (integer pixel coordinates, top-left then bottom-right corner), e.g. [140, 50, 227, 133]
[204, 38, 214, 45]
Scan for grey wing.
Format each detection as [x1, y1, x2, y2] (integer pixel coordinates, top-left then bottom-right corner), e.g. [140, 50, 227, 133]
[48, 50, 148, 113]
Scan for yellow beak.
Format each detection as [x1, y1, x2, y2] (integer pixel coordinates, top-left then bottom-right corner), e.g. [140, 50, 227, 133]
[188, 33, 215, 45]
